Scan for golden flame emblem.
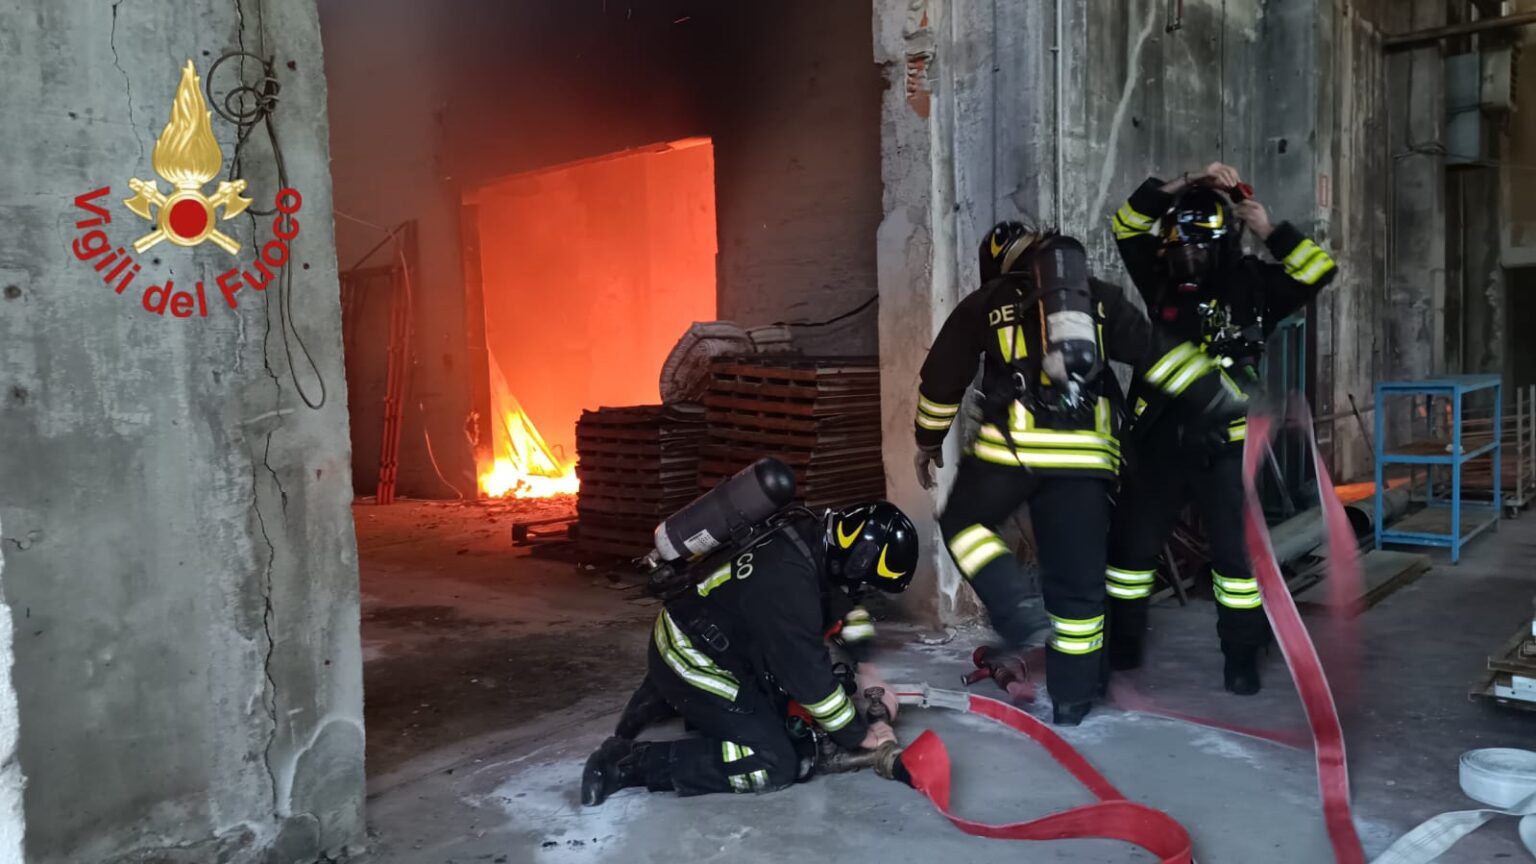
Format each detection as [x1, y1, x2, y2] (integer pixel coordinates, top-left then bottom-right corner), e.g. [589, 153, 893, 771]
[123, 60, 252, 254]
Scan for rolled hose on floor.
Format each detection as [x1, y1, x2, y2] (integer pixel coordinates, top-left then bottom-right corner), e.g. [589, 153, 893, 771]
[1367, 748, 1536, 863]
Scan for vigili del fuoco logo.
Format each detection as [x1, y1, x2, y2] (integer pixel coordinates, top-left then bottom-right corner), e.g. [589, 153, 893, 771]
[69, 59, 303, 318]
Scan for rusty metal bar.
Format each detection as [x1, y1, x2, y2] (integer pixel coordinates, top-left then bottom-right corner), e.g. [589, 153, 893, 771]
[1384, 11, 1536, 52]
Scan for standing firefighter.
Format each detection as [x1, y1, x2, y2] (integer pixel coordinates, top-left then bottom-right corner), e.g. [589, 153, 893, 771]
[581, 501, 919, 804]
[1105, 162, 1338, 694]
[914, 222, 1200, 725]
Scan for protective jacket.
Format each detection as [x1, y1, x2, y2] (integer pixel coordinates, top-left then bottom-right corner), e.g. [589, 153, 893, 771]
[913, 270, 1239, 478]
[1112, 177, 1339, 444]
[653, 516, 874, 751]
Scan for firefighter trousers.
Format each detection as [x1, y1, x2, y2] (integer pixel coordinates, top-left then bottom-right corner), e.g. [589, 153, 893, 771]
[938, 457, 1112, 706]
[1105, 439, 1269, 660]
[621, 642, 805, 796]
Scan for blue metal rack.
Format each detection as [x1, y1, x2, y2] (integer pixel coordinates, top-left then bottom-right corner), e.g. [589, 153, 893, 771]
[1374, 375, 1503, 563]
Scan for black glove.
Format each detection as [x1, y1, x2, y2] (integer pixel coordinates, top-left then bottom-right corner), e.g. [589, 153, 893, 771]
[915, 445, 944, 490]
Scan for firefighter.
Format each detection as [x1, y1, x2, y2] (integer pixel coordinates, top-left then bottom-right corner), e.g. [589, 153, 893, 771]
[580, 501, 919, 805]
[1105, 162, 1338, 695]
[913, 222, 1236, 725]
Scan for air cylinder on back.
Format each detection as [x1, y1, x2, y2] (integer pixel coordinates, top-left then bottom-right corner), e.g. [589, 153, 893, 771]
[1034, 236, 1101, 404]
[650, 457, 797, 563]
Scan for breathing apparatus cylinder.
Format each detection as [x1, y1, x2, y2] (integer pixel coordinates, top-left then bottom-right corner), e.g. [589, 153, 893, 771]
[644, 457, 797, 568]
[1033, 236, 1101, 406]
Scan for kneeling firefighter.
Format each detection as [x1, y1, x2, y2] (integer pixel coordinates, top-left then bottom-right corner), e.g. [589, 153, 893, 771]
[582, 462, 919, 805]
[1105, 163, 1338, 694]
[913, 222, 1238, 725]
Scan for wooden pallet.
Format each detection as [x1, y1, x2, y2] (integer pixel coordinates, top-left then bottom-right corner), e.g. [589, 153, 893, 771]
[575, 404, 707, 557]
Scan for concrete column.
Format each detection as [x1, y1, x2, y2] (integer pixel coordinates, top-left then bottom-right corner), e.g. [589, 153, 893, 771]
[0, 516, 23, 863]
[0, 2, 364, 861]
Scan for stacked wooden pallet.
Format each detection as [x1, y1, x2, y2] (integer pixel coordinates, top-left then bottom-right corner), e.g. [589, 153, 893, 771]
[699, 356, 885, 510]
[575, 404, 706, 558]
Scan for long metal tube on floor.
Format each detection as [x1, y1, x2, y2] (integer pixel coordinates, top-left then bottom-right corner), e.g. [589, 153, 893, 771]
[1384, 11, 1536, 52]
[1267, 487, 1412, 564]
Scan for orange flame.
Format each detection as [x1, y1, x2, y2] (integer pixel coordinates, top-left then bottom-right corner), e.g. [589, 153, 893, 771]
[478, 356, 578, 499]
[152, 60, 223, 189]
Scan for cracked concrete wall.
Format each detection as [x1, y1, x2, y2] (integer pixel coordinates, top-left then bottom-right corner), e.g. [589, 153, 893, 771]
[0, 518, 23, 864]
[0, 1, 364, 862]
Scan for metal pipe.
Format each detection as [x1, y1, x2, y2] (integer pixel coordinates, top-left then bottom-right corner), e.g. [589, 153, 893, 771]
[1384, 11, 1536, 52]
[1053, 0, 1064, 226]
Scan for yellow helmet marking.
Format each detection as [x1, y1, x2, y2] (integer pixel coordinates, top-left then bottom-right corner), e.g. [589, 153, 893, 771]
[836, 520, 866, 549]
[876, 546, 907, 580]
[990, 234, 1006, 257]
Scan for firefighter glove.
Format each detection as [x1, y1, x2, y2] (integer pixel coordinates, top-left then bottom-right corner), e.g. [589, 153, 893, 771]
[915, 445, 944, 490]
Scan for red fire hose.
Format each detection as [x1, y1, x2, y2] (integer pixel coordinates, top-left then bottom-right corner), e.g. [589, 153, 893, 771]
[889, 402, 1365, 862]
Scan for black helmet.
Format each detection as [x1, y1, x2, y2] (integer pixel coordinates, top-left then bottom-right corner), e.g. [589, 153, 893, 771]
[1161, 188, 1232, 281]
[824, 501, 919, 594]
[979, 220, 1042, 283]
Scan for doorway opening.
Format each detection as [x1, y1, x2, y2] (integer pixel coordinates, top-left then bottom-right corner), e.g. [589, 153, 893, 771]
[465, 138, 719, 500]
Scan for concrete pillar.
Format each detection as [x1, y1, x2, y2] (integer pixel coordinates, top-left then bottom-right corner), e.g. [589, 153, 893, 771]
[0, 516, 23, 862]
[0, 2, 364, 861]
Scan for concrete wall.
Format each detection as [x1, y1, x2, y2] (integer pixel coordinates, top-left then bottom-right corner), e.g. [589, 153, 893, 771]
[704, 2, 885, 356]
[0, 517, 23, 864]
[321, 0, 885, 497]
[0, 2, 364, 861]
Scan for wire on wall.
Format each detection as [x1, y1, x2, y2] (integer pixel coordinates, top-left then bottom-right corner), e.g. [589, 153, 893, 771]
[206, 49, 328, 410]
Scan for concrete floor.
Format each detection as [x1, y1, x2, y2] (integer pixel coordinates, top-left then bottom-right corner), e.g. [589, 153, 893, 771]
[351, 500, 1536, 863]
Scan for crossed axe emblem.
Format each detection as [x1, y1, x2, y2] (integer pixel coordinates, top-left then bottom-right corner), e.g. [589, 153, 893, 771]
[123, 177, 252, 255]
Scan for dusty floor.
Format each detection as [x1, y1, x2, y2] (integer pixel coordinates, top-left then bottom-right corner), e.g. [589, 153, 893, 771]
[352, 499, 1535, 863]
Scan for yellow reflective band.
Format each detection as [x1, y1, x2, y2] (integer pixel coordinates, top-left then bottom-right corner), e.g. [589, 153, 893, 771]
[1096, 396, 1111, 434]
[1216, 590, 1264, 610]
[998, 326, 1014, 362]
[803, 687, 851, 720]
[722, 741, 755, 763]
[1212, 573, 1259, 593]
[917, 412, 953, 430]
[821, 701, 857, 731]
[655, 613, 739, 700]
[841, 622, 876, 641]
[1050, 634, 1105, 655]
[1146, 343, 1200, 385]
[696, 564, 733, 597]
[971, 440, 1120, 470]
[1164, 352, 1218, 395]
[1107, 582, 1153, 599]
[1118, 202, 1154, 228]
[948, 524, 1011, 578]
[918, 395, 959, 417]
[1228, 424, 1248, 442]
[1050, 614, 1104, 636]
[1008, 401, 1035, 430]
[1107, 566, 1156, 583]
[976, 426, 1121, 455]
[750, 769, 769, 790]
[1295, 252, 1337, 285]
[1283, 239, 1321, 270]
[729, 774, 750, 792]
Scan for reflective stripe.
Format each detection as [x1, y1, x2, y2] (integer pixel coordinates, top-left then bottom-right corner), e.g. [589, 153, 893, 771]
[1050, 614, 1104, 635]
[654, 612, 739, 700]
[803, 686, 856, 730]
[1282, 239, 1337, 286]
[918, 395, 959, 417]
[916, 412, 953, 430]
[972, 440, 1119, 471]
[1113, 202, 1155, 240]
[1107, 565, 1155, 600]
[1108, 582, 1153, 599]
[750, 769, 769, 790]
[1145, 343, 1200, 386]
[841, 608, 876, 642]
[1213, 570, 1263, 610]
[948, 524, 1012, 578]
[977, 425, 1121, 453]
[695, 563, 733, 597]
[1049, 614, 1105, 654]
[1163, 352, 1218, 396]
[1228, 422, 1248, 442]
[729, 774, 750, 792]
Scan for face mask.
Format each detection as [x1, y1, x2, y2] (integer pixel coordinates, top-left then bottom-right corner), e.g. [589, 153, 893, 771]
[1167, 243, 1211, 281]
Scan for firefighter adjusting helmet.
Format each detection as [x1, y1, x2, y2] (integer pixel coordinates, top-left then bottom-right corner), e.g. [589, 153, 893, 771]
[1161, 187, 1232, 281]
[979, 220, 1042, 283]
[825, 501, 919, 594]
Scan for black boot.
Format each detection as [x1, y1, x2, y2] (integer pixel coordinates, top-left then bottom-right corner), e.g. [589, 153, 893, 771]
[614, 682, 677, 740]
[1052, 700, 1093, 726]
[581, 737, 663, 806]
[1107, 634, 1143, 672]
[1222, 642, 1261, 696]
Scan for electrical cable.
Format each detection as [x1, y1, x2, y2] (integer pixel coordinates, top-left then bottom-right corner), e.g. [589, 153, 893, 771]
[771, 294, 878, 329]
[206, 49, 327, 410]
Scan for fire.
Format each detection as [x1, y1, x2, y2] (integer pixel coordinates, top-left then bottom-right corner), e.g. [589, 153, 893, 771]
[153, 60, 223, 189]
[479, 356, 578, 499]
